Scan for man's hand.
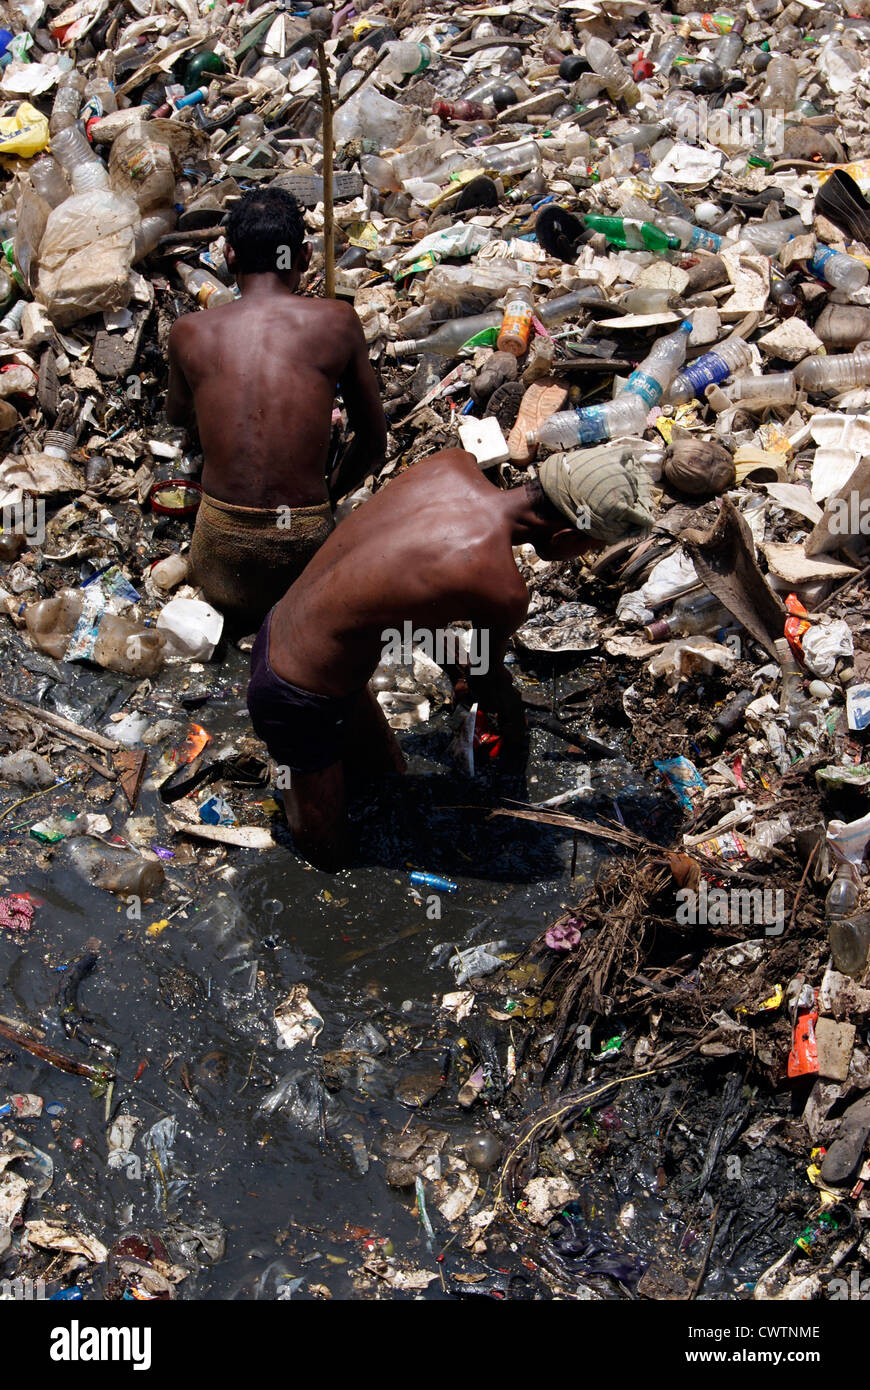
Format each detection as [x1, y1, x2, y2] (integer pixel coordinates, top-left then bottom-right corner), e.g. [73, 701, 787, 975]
[466, 665, 527, 751]
[333, 305, 387, 499]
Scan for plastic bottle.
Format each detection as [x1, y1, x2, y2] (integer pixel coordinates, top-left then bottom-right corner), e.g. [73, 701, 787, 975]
[759, 56, 799, 110]
[538, 288, 604, 324]
[775, 636, 808, 730]
[432, 99, 488, 122]
[534, 393, 649, 451]
[584, 215, 679, 253]
[670, 12, 735, 34]
[618, 287, 680, 314]
[724, 372, 797, 407]
[808, 244, 869, 294]
[668, 338, 755, 404]
[612, 122, 666, 149]
[463, 76, 518, 111]
[794, 350, 870, 392]
[82, 77, 117, 123]
[478, 141, 542, 177]
[24, 595, 166, 676]
[497, 286, 535, 356]
[645, 590, 731, 640]
[714, 18, 745, 68]
[49, 70, 86, 136]
[151, 552, 191, 591]
[706, 687, 754, 747]
[625, 321, 693, 409]
[583, 36, 641, 107]
[382, 40, 431, 76]
[655, 36, 683, 75]
[29, 155, 71, 209]
[175, 261, 235, 308]
[359, 154, 402, 193]
[50, 124, 110, 194]
[656, 216, 722, 253]
[732, 215, 808, 254]
[65, 841, 165, 898]
[388, 311, 502, 357]
[825, 866, 870, 976]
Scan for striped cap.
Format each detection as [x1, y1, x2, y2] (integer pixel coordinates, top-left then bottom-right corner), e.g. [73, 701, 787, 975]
[537, 444, 655, 544]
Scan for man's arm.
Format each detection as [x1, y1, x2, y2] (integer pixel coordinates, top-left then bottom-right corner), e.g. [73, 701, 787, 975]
[166, 320, 195, 429]
[452, 591, 529, 749]
[329, 306, 387, 502]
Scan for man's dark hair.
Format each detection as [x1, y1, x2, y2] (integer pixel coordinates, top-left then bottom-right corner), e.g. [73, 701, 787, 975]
[225, 187, 306, 275]
[525, 475, 564, 526]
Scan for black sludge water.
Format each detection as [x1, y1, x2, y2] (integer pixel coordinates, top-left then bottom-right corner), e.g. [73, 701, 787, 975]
[0, 639, 673, 1300]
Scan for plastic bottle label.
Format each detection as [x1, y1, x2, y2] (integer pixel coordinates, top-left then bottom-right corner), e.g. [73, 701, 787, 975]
[573, 406, 609, 444]
[687, 226, 722, 253]
[498, 298, 533, 349]
[625, 369, 663, 407]
[677, 351, 729, 395]
[809, 246, 836, 283]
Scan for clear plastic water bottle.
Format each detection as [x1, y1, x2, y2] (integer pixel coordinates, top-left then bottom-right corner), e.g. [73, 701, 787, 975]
[725, 372, 797, 407]
[731, 215, 808, 254]
[624, 321, 693, 408]
[656, 216, 722, 253]
[534, 393, 649, 450]
[714, 18, 745, 68]
[49, 70, 85, 135]
[382, 40, 431, 77]
[583, 36, 641, 107]
[794, 350, 870, 391]
[808, 244, 869, 294]
[668, 338, 755, 404]
[759, 55, 799, 110]
[50, 124, 110, 194]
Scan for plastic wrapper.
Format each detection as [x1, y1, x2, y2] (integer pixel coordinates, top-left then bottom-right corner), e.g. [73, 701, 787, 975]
[35, 189, 138, 326]
[0, 100, 48, 158]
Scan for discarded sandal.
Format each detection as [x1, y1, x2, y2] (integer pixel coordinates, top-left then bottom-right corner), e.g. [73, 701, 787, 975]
[815, 169, 870, 249]
[507, 378, 569, 465]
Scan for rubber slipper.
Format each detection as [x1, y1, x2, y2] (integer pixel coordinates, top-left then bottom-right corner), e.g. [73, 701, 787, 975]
[508, 378, 568, 465]
[455, 175, 500, 213]
[815, 170, 870, 248]
[535, 205, 586, 263]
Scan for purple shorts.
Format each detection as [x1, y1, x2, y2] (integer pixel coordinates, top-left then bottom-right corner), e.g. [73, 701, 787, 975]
[247, 611, 359, 775]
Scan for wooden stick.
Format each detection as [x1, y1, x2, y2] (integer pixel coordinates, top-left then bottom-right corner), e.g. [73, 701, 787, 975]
[334, 47, 388, 111]
[0, 691, 120, 753]
[316, 41, 335, 300]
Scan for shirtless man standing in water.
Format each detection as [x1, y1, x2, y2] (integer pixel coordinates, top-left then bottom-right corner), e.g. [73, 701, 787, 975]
[166, 186, 387, 632]
[247, 447, 653, 868]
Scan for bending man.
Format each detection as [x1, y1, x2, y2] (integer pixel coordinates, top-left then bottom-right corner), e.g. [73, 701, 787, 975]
[247, 445, 653, 868]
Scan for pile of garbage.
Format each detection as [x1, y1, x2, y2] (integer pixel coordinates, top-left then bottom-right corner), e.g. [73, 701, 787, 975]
[1, 0, 870, 1301]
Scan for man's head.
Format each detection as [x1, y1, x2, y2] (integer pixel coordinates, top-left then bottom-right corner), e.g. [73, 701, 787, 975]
[225, 187, 310, 285]
[534, 445, 655, 557]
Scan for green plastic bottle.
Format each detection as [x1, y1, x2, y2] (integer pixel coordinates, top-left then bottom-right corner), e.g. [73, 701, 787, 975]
[583, 215, 680, 253]
[184, 50, 225, 93]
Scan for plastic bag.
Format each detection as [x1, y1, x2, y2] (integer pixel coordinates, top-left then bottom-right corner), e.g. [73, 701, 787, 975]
[36, 189, 137, 326]
[0, 100, 49, 159]
[109, 122, 178, 213]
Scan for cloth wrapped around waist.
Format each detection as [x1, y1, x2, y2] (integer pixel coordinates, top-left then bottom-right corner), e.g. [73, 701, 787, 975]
[190, 492, 333, 632]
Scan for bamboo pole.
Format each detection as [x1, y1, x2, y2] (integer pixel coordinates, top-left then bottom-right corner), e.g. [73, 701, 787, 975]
[316, 40, 335, 300]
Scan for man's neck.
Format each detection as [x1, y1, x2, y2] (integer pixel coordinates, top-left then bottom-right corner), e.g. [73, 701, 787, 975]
[236, 271, 300, 297]
[501, 485, 554, 549]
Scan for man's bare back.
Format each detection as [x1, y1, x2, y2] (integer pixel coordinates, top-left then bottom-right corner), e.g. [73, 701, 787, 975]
[247, 447, 597, 867]
[269, 449, 530, 695]
[168, 288, 382, 509]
